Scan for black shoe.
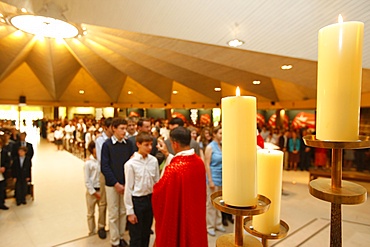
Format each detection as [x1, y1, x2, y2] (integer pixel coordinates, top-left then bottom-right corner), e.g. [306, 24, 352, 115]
[0, 205, 9, 210]
[120, 239, 129, 247]
[22, 201, 26, 205]
[17, 202, 21, 206]
[228, 217, 234, 224]
[98, 228, 106, 239]
[222, 218, 228, 226]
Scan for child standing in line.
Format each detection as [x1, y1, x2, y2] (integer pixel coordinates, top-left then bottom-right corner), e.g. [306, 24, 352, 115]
[124, 132, 159, 247]
[83, 141, 102, 236]
[54, 125, 64, 151]
[12, 146, 32, 205]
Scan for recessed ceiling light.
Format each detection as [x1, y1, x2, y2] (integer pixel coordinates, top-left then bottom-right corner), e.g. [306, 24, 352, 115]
[214, 87, 221, 92]
[173, 90, 178, 95]
[227, 39, 244, 47]
[128, 91, 133, 95]
[281, 64, 293, 70]
[0, 19, 5, 23]
[0, 13, 4, 18]
[79, 90, 85, 94]
[252, 80, 261, 85]
[21, 8, 27, 13]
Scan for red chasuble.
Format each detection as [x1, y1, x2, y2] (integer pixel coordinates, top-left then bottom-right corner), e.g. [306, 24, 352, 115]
[152, 154, 208, 247]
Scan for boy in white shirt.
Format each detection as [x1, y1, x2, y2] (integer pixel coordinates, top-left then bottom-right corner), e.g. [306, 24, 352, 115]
[83, 141, 102, 236]
[124, 132, 159, 247]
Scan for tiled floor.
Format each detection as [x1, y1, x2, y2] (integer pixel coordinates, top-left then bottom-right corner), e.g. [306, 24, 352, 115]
[1, 127, 369, 247]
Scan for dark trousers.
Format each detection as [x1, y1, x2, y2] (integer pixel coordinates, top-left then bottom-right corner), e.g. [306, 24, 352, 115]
[128, 194, 153, 247]
[15, 179, 27, 204]
[0, 180, 5, 206]
[300, 151, 311, 171]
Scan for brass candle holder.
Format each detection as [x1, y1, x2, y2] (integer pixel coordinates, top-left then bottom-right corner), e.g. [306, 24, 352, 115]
[244, 217, 289, 247]
[211, 191, 271, 247]
[303, 135, 369, 247]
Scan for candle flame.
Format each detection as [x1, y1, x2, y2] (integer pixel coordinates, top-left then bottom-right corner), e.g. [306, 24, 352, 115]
[338, 14, 343, 23]
[236, 86, 240, 96]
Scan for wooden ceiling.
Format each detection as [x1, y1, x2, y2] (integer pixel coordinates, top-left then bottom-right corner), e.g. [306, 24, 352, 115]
[0, 0, 370, 109]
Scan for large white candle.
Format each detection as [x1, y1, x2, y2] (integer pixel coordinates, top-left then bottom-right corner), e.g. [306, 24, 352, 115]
[253, 149, 283, 234]
[316, 15, 364, 141]
[222, 87, 257, 207]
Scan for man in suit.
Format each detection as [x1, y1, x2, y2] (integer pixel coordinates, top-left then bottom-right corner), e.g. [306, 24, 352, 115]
[12, 146, 32, 205]
[12, 132, 34, 160]
[278, 130, 290, 170]
[164, 118, 200, 156]
[0, 138, 10, 210]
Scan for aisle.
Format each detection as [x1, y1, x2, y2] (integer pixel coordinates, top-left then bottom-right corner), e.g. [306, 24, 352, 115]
[0, 128, 88, 247]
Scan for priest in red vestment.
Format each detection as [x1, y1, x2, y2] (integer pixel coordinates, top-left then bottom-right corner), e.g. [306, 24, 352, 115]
[153, 126, 208, 247]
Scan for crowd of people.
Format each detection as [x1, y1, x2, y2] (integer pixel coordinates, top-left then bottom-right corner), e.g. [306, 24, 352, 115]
[259, 126, 370, 172]
[1, 116, 370, 247]
[82, 117, 207, 247]
[0, 124, 34, 210]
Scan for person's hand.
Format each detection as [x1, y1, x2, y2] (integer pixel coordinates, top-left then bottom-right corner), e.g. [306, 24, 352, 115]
[13, 178, 17, 182]
[0, 167, 5, 173]
[157, 138, 169, 157]
[94, 192, 101, 200]
[114, 183, 125, 194]
[128, 214, 138, 224]
[26, 177, 30, 182]
[208, 180, 215, 189]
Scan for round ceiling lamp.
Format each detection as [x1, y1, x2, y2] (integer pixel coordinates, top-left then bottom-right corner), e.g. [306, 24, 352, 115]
[227, 38, 244, 47]
[10, 15, 79, 39]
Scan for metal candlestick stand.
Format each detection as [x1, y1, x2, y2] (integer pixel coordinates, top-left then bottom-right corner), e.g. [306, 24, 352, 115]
[211, 191, 271, 247]
[244, 217, 289, 247]
[303, 135, 369, 247]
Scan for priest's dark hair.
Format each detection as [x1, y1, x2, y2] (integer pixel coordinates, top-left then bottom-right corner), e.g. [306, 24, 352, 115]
[169, 117, 184, 126]
[170, 126, 191, 147]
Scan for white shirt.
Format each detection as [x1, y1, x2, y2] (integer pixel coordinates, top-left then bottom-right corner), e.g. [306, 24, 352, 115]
[160, 148, 195, 177]
[83, 155, 100, 195]
[64, 124, 75, 139]
[124, 152, 159, 215]
[126, 131, 138, 138]
[95, 131, 109, 163]
[54, 129, 64, 139]
[160, 127, 169, 140]
[112, 135, 126, 144]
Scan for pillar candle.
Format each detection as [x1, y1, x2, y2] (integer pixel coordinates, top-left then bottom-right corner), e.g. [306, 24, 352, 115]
[316, 15, 364, 141]
[253, 149, 283, 235]
[222, 87, 257, 207]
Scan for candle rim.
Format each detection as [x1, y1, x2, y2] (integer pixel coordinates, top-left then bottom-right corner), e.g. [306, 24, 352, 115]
[221, 95, 257, 100]
[319, 21, 364, 33]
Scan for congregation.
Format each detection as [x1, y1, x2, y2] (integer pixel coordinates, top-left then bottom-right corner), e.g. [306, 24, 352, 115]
[1, 116, 370, 247]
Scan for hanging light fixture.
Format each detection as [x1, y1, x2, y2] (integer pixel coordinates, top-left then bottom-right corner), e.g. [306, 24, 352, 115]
[7, 3, 83, 39]
[10, 15, 79, 38]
